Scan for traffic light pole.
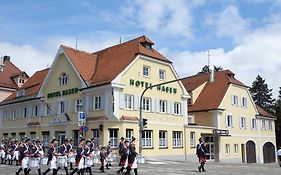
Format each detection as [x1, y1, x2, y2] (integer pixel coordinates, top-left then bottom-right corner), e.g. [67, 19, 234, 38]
[138, 77, 187, 156]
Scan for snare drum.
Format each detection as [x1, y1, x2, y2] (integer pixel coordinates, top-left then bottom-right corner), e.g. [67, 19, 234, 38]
[85, 156, 93, 167]
[68, 155, 76, 163]
[57, 156, 66, 164]
[29, 158, 39, 168]
[41, 157, 48, 165]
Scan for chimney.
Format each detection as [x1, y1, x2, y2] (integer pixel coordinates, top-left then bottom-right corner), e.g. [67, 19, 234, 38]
[3, 55, 10, 62]
[209, 68, 215, 82]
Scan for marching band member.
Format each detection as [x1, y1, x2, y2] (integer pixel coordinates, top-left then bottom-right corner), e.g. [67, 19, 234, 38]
[84, 140, 93, 175]
[67, 138, 74, 170]
[70, 138, 86, 175]
[5, 142, 13, 165]
[30, 140, 43, 175]
[12, 139, 20, 166]
[99, 146, 107, 173]
[42, 138, 59, 175]
[118, 137, 125, 166]
[117, 140, 129, 175]
[58, 138, 70, 175]
[0, 140, 5, 164]
[15, 138, 31, 175]
[105, 141, 112, 169]
[126, 142, 138, 175]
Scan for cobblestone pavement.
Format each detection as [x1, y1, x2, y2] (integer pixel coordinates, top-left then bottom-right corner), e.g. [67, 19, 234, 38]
[1, 160, 280, 175]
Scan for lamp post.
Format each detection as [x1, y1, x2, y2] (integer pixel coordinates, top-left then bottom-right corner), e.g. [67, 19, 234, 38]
[138, 77, 188, 158]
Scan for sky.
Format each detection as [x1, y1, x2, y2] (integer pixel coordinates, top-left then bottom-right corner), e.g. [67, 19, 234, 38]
[1, 0, 281, 97]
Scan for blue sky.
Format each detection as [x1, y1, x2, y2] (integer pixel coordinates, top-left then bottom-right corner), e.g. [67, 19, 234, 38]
[1, 0, 281, 96]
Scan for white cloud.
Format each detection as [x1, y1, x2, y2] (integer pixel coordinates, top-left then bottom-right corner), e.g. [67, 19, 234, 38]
[204, 5, 251, 42]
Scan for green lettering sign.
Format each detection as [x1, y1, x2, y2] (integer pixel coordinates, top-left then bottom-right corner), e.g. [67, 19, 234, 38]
[47, 87, 79, 98]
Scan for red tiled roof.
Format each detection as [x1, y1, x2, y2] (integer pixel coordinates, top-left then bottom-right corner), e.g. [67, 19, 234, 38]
[182, 70, 246, 112]
[61, 35, 171, 87]
[3, 68, 49, 101]
[120, 116, 138, 121]
[62, 45, 97, 82]
[0, 60, 27, 89]
[256, 104, 275, 119]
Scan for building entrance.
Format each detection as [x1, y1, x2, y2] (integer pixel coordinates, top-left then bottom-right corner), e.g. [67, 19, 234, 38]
[203, 135, 215, 160]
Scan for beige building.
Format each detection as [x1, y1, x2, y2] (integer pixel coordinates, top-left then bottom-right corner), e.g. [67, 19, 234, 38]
[0, 56, 28, 102]
[0, 36, 276, 163]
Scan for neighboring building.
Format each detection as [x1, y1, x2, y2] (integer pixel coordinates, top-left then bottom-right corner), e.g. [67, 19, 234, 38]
[0, 36, 190, 159]
[0, 56, 29, 102]
[181, 70, 276, 163]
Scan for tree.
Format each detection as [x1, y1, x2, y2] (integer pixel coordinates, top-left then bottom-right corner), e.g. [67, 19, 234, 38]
[249, 75, 275, 112]
[275, 87, 281, 147]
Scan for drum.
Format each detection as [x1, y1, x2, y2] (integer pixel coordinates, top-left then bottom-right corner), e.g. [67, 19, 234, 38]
[57, 156, 66, 164]
[68, 156, 76, 163]
[137, 156, 145, 164]
[41, 157, 48, 165]
[85, 156, 93, 167]
[29, 158, 39, 168]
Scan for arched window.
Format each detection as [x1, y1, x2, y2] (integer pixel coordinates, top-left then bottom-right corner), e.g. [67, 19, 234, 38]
[59, 72, 68, 86]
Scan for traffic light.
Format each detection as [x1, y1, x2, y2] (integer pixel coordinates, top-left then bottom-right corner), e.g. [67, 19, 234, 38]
[143, 118, 148, 128]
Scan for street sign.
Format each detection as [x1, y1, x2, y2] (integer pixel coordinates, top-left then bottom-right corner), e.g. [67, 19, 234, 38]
[78, 112, 86, 126]
[213, 129, 230, 136]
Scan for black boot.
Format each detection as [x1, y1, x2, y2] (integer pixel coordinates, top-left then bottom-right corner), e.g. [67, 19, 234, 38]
[27, 168, 31, 174]
[53, 169, 57, 175]
[202, 163, 206, 172]
[42, 168, 51, 175]
[106, 163, 110, 169]
[24, 168, 29, 175]
[100, 166, 105, 173]
[88, 167, 93, 175]
[70, 163, 74, 170]
[80, 168, 85, 175]
[1, 158, 3, 164]
[56, 167, 61, 174]
[64, 167, 69, 175]
[198, 165, 202, 172]
[70, 168, 78, 175]
[117, 167, 125, 174]
[16, 167, 23, 175]
[3, 159, 7, 164]
[125, 167, 132, 175]
[38, 169, 42, 175]
[134, 168, 138, 175]
[16, 160, 19, 166]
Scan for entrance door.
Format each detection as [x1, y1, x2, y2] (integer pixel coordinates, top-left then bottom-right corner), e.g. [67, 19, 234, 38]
[263, 142, 276, 163]
[241, 144, 245, 163]
[57, 132, 66, 146]
[246, 141, 256, 163]
[203, 136, 215, 160]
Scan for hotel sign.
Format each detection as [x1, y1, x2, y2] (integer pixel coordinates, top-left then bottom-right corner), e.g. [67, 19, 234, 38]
[129, 79, 177, 94]
[47, 87, 79, 98]
[213, 129, 230, 136]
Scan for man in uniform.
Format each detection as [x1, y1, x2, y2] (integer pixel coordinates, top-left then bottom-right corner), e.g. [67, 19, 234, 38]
[15, 138, 31, 175]
[58, 139, 70, 175]
[196, 138, 207, 172]
[42, 138, 59, 175]
[70, 138, 86, 175]
[117, 140, 129, 174]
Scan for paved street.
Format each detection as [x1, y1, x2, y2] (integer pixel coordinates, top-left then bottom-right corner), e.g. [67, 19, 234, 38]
[1, 160, 280, 175]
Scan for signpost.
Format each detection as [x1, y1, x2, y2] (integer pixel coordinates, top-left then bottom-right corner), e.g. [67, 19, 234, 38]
[78, 112, 87, 138]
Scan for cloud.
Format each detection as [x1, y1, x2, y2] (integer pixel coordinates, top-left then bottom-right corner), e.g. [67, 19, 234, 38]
[204, 5, 251, 42]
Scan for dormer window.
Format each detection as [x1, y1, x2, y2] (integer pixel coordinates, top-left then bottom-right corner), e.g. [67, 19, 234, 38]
[16, 89, 25, 97]
[59, 73, 68, 86]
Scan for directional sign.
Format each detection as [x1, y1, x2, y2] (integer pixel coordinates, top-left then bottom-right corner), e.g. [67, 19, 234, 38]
[78, 112, 86, 126]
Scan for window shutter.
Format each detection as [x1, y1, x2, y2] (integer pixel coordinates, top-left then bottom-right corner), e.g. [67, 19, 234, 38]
[134, 96, 139, 110]
[225, 115, 228, 128]
[166, 101, 170, 114]
[100, 96, 105, 110]
[64, 100, 68, 113]
[180, 102, 184, 115]
[119, 93, 125, 109]
[231, 115, 233, 128]
[71, 99, 76, 112]
[151, 99, 155, 112]
[231, 95, 234, 105]
[155, 99, 160, 113]
[55, 102, 59, 114]
[89, 97, 94, 110]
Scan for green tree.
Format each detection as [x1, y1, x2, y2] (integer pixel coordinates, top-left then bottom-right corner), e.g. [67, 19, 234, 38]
[275, 87, 281, 147]
[249, 75, 275, 112]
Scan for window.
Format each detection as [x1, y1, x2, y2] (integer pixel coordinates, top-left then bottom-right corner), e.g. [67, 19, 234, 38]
[226, 115, 233, 128]
[58, 101, 66, 114]
[124, 95, 133, 109]
[73, 130, 79, 147]
[226, 144, 230, 155]
[142, 130, 153, 148]
[251, 118, 257, 129]
[126, 129, 134, 142]
[190, 132, 196, 147]
[16, 89, 25, 97]
[143, 66, 150, 77]
[12, 109, 16, 120]
[93, 96, 101, 110]
[23, 107, 28, 119]
[240, 117, 246, 129]
[173, 131, 182, 147]
[19, 132, 25, 140]
[30, 132, 36, 140]
[42, 131, 50, 147]
[92, 129, 100, 146]
[268, 120, 273, 131]
[34, 105, 39, 116]
[232, 95, 239, 106]
[261, 119, 266, 130]
[159, 100, 167, 113]
[159, 130, 167, 148]
[234, 144, 238, 154]
[3, 133, 8, 140]
[109, 129, 118, 148]
[75, 99, 83, 112]
[11, 133, 16, 139]
[159, 69, 166, 80]
[174, 102, 181, 115]
[142, 97, 151, 111]
[241, 97, 247, 108]
[59, 73, 68, 86]
[46, 103, 51, 116]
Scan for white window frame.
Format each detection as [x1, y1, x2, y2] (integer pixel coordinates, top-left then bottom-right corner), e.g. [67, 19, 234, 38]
[12, 109, 16, 120]
[124, 94, 134, 109]
[234, 144, 238, 154]
[142, 97, 151, 112]
[159, 130, 167, 148]
[59, 73, 68, 86]
[226, 115, 233, 128]
[42, 131, 50, 147]
[143, 65, 150, 77]
[261, 119, 266, 130]
[92, 129, 100, 146]
[58, 101, 66, 114]
[172, 131, 182, 147]
[232, 95, 239, 106]
[93, 96, 101, 110]
[190, 132, 196, 147]
[3, 110, 7, 121]
[142, 130, 153, 148]
[251, 118, 257, 130]
[23, 107, 28, 119]
[226, 144, 230, 155]
[75, 99, 83, 112]
[241, 97, 247, 108]
[268, 120, 273, 131]
[240, 117, 246, 129]
[159, 100, 167, 113]
[34, 105, 39, 116]
[109, 129, 118, 148]
[159, 69, 166, 80]
[174, 102, 181, 115]
[126, 129, 134, 142]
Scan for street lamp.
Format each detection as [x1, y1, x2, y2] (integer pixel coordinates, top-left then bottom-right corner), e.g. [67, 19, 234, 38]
[138, 77, 188, 159]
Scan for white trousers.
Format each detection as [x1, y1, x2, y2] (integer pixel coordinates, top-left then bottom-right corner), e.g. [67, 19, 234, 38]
[49, 156, 57, 170]
[21, 157, 29, 169]
[13, 151, 19, 160]
[78, 157, 85, 170]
